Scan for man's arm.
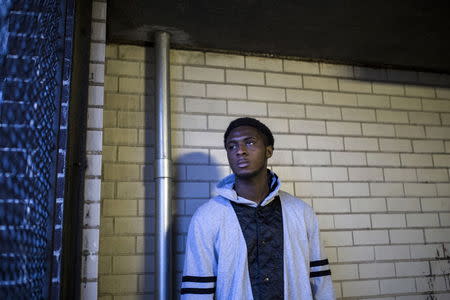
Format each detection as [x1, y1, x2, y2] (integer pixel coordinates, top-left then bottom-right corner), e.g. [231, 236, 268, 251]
[308, 211, 336, 300]
[181, 212, 217, 299]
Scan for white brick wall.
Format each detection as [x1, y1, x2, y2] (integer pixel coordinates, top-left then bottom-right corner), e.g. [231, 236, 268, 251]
[98, 45, 450, 299]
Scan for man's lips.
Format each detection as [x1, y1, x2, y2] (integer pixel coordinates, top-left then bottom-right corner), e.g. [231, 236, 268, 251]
[237, 160, 250, 168]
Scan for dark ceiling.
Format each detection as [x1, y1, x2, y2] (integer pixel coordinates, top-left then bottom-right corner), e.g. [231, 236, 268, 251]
[107, 0, 450, 73]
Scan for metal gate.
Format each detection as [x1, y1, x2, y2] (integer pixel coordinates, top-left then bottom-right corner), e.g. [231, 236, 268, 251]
[0, 0, 74, 298]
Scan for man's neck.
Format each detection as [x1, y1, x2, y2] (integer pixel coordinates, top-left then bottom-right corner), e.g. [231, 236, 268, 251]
[234, 170, 269, 204]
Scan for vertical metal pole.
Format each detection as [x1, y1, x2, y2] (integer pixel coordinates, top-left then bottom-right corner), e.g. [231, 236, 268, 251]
[154, 31, 172, 300]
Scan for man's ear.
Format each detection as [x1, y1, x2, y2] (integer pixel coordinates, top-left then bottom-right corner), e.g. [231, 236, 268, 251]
[266, 145, 273, 159]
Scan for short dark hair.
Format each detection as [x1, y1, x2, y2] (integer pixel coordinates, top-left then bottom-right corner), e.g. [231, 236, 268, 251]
[224, 117, 274, 148]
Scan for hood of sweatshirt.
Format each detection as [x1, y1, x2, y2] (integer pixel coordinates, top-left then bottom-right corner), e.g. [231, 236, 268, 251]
[215, 169, 281, 207]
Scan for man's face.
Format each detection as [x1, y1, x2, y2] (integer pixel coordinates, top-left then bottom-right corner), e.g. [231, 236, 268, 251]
[225, 126, 273, 179]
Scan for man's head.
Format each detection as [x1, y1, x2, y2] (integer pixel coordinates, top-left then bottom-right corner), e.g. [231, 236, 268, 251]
[224, 118, 274, 179]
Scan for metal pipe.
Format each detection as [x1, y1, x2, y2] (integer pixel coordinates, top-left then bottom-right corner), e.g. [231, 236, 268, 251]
[154, 31, 172, 300]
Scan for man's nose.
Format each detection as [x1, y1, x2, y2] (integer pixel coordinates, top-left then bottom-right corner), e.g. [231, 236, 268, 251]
[236, 143, 247, 154]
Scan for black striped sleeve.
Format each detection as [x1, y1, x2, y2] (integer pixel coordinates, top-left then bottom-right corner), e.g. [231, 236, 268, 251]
[181, 276, 216, 295]
[310, 259, 331, 278]
[182, 276, 217, 283]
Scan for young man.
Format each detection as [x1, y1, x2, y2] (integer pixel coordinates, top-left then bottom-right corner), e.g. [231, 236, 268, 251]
[181, 117, 335, 299]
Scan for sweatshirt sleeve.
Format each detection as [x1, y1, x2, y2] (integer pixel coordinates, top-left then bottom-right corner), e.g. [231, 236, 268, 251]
[180, 210, 217, 299]
[308, 210, 336, 300]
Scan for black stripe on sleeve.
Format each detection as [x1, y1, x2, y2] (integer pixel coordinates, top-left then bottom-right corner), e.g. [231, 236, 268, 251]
[180, 288, 216, 295]
[310, 259, 329, 267]
[310, 269, 331, 278]
[182, 276, 217, 282]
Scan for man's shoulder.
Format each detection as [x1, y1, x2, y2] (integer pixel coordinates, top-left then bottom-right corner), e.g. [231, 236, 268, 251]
[191, 196, 230, 221]
[279, 190, 314, 214]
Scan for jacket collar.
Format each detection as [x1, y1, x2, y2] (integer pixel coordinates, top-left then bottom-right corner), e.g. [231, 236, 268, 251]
[215, 170, 281, 207]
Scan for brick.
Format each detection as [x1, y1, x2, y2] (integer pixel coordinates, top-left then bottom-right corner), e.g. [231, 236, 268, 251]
[359, 262, 395, 278]
[331, 152, 367, 166]
[351, 198, 386, 212]
[184, 66, 224, 82]
[106, 60, 139, 76]
[306, 105, 341, 120]
[206, 52, 244, 68]
[440, 213, 450, 225]
[246, 56, 282, 71]
[442, 113, 450, 125]
[100, 237, 135, 255]
[119, 77, 153, 94]
[294, 182, 333, 197]
[113, 255, 152, 274]
[371, 183, 404, 196]
[362, 123, 395, 137]
[313, 198, 350, 213]
[320, 63, 353, 77]
[349, 167, 383, 181]
[391, 96, 422, 111]
[377, 109, 409, 124]
[408, 111, 441, 125]
[99, 275, 138, 293]
[269, 150, 293, 165]
[342, 280, 379, 297]
[308, 136, 343, 150]
[344, 137, 378, 151]
[323, 92, 357, 106]
[248, 86, 285, 102]
[89, 85, 105, 106]
[426, 126, 450, 139]
[379, 138, 412, 152]
[387, 197, 421, 212]
[387, 69, 418, 82]
[286, 89, 323, 104]
[118, 111, 149, 128]
[339, 79, 371, 93]
[405, 85, 435, 97]
[104, 93, 140, 110]
[321, 231, 353, 245]
[290, 119, 325, 134]
[411, 244, 444, 259]
[367, 153, 401, 166]
[311, 167, 347, 181]
[283, 60, 319, 74]
[433, 154, 450, 167]
[103, 110, 117, 127]
[338, 246, 374, 262]
[226, 69, 264, 85]
[293, 151, 330, 165]
[436, 87, 450, 99]
[342, 108, 376, 122]
[268, 103, 304, 118]
[91, 42, 106, 62]
[405, 183, 437, 196]
[303, 76, 338, 91]
[407, 213, 440, 227]
[317, 215, 335, 230]
[334, 183, 369, 197]
[186, 165, 229, 182]
[372, 214, 406, 228]
[118, 146, 152, 163]
[354, 230, 389, 245]
[373, 82, 405, 96]
[171, 50, 204, 65]
[207, 115, 236, 130]
[170, 65, 182, 79]
[273, 134, 307, 149]
[431, 260, 450, 275]
[85, 179, 102, 201]
[375, 245, 410, 260]
[390, 229, 424, 243]
[86, 154, 102, 176]
[401, 153, 433, 167]
[171, 81, 205, 97]
[257, 117, 289, 132]
[417, 169, 448, 182]
[91, 21, 106, 41]
[384, 168, 417, 182]
[423, 99, 450, 112]
[89, 63, 105, 83]
[175, 182, 209, 198]
[103, 164, 139, 181]
[117, 182, 147, 199]
[421, 197, 450, 211]
[184, 131, 222, 147]
[266, 73, 302, 88]
[357, 94, 390, 108]
[101, 182, 115, 199]
[228, 100, 267, 116]
[395, 125, 426, 138]
[104, 76, 118, 92]
[329, 264, 358, 280]
[270, 166, 311, 181]
[327, 121, 361, 135]
[86, 130, 103, 152]
[416, 277, 449, 293]
[446, 141, 450, 152]
[380, 278, 415, 294]
[354, 66, 388, 81]
[104, 128, 137, 145]
[185, 98, 225, 114]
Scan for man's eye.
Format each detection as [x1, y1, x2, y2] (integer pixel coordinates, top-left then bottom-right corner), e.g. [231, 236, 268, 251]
[228, 144, 237, 150]
[247, 140, 255, 145]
